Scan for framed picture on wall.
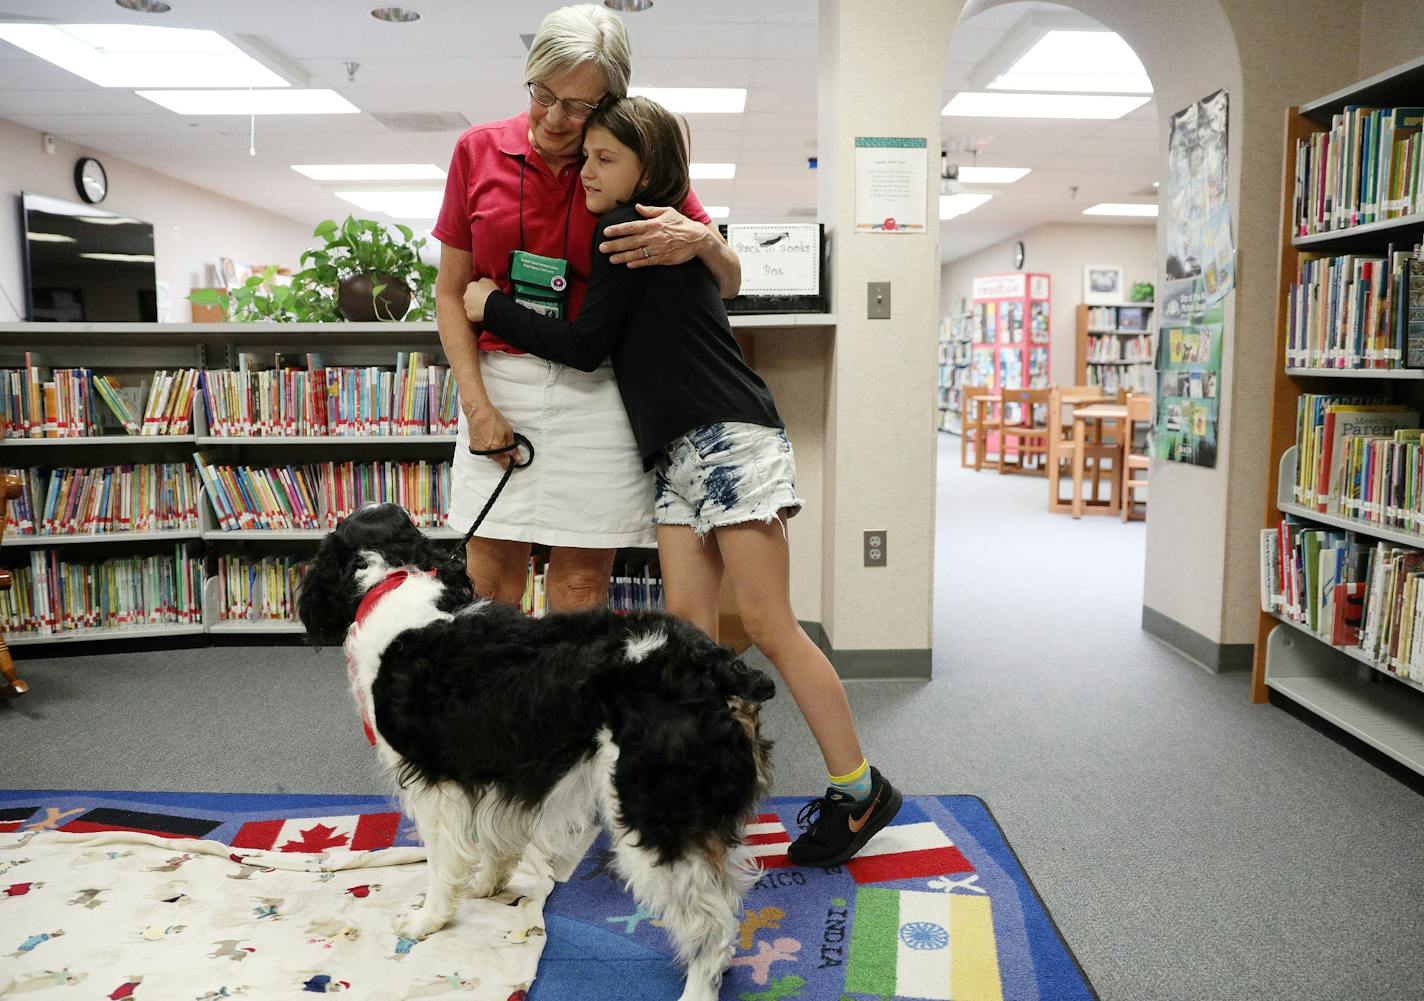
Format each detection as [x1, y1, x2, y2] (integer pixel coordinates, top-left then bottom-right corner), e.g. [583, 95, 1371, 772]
[1083, 264, 1125, 304]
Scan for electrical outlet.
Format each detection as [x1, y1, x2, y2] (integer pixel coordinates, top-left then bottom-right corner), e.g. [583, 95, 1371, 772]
[867, 282, 891, 319]
[864, 530, 887, 567]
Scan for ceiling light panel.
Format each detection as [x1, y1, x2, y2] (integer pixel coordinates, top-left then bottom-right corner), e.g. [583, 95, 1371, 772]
[989, 30, 1151, 94]
[136, 90, 359, 115]
[955, 166, 1030, 184]
[690, 163, 737, 180]
[0, 24, 289, 88]
[335, 190, 445, 218]
[1082, 202, 1158, 216]
[627, 87, 747, 114]
[940, 193, 993, 220]
[942, 92, 1149, 119]
[292, 164, 445, 182]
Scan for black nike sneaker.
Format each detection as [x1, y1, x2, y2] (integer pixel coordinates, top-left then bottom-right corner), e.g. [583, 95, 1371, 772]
[786, 766, 904, 868]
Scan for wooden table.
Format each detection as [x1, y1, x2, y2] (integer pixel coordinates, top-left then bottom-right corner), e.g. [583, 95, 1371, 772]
[1070, 403, 1128, 518]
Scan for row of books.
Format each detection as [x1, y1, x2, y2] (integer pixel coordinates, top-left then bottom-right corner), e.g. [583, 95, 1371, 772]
[1085, 334, 1153, 363]
[1290, 394, 1416, 513]
[0, 546, 203, 636]
[519, 556, 666, 618]
[3, 464, 201, 536]
[1284, 247, 1424, 368]
[192, 453, 452, 531]
[1085, 305, 1152, 332]
[1293, 105, 1424, 236]
[199, 354, 460, 437]
[214, 555, 309, 623]
[1086, 363, 1154, 395]
[1, 363, 200, 438]
[1260, 520, 1424, 682]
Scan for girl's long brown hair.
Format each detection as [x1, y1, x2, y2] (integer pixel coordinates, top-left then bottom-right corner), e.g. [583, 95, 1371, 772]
[586, 95, 691, 209]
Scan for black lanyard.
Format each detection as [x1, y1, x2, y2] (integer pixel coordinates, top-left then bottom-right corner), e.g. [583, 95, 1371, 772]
[517, 156, 577, 260]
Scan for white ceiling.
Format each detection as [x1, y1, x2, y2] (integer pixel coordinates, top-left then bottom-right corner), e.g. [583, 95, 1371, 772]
[0, 0, 1157, 264]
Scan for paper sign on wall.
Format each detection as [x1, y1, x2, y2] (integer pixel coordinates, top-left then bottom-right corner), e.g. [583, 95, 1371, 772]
[854, 137, 927, 234]
[725, 224, 821, 296]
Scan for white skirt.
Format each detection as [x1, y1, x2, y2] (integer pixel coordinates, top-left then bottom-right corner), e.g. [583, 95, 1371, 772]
[447, 351, 655, 548]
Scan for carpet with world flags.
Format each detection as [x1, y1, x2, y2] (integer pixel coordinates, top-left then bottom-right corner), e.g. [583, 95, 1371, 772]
[0, 790, 1096, 1001]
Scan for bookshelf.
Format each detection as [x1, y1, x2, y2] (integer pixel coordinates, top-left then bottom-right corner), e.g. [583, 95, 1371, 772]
[937, 310, 972, 434]
[1075, 302, 1155, 394]
[1254, 57, 1424, 777]
[1, 319, 817, 648]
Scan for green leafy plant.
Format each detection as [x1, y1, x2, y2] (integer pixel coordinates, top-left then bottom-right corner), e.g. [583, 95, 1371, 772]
[187, 216, 438, 322]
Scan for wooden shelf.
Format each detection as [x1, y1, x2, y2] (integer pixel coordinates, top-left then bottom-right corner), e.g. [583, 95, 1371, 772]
[1255, 57, 1424, 778]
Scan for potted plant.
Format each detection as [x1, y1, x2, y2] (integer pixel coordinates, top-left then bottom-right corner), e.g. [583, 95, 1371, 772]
[188, 216, 437, 323]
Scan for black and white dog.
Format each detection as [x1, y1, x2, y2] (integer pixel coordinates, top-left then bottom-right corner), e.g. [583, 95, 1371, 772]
[296, 502, 775, 1001]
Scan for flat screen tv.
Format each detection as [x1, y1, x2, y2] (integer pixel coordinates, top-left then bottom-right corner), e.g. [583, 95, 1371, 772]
[20, 191, 157, 322]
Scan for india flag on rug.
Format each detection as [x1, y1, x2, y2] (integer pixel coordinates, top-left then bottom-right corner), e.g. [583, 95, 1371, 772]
[745, 814, 974, 883]
[231, 813, 400, 852]
[845, 886, 1004, 1001]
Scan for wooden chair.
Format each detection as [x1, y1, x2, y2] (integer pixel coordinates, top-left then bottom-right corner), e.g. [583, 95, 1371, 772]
[1121, 393, 1152, 521]
[1047, 385, 1112, 513]
[1050, 388, 1126, 516]
[997, 388, 1051, 476]
[0, 473, 28, 699]
[961, 386, 999, 471]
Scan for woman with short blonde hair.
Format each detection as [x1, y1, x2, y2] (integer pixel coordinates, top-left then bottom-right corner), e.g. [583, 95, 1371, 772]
[432, 4, 741, 610]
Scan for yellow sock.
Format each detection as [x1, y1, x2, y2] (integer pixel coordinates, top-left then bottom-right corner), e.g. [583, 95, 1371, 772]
[828, 759, 872, 802]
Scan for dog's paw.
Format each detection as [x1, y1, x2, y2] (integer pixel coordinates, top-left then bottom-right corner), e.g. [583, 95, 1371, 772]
[463, 874, 506, 900]
[394, 905, 451, 941]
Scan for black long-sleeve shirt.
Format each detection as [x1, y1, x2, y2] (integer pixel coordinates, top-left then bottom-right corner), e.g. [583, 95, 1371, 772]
[483, 203, 783, 471]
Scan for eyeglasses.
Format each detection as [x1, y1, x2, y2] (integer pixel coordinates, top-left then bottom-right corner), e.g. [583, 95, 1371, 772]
[527, 82, 602, 121]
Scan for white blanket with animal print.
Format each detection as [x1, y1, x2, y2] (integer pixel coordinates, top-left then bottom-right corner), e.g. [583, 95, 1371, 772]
[0, 830, 552, 1000]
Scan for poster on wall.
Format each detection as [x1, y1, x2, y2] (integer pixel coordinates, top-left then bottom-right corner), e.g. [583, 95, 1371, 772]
[1165, 89, 1235, 305]
[1151, 278, 1223, 467]
[854, 137, 927, 234]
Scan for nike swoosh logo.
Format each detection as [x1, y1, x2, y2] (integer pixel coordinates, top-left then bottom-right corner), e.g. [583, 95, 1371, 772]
[847, 791, 880, 834]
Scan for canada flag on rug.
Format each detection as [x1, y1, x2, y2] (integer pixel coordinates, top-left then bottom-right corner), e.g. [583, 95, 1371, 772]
[231, 813, 400, 853]
[745, 814, 974, 883]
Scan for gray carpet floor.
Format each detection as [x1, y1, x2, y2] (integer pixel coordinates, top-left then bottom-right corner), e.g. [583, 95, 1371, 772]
[6, 433, 1423, 1000]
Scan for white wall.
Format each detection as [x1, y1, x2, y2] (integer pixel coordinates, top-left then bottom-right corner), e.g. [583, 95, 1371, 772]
[0, 117, 313, 322]
[940, 222, 1157, 384]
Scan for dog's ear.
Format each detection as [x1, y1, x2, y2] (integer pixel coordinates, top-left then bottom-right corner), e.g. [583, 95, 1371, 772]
[296, 534, 364, 648]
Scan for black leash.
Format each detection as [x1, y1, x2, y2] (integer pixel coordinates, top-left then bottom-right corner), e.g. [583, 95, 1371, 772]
[460, 432, 534, 549]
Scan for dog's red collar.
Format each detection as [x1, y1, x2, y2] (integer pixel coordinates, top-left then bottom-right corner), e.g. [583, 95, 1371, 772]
[354, 568, 436, 626]
[348, 568, 437, 746]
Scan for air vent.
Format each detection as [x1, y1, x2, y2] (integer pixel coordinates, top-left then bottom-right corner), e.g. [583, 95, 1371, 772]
[371, 111, 472, 133]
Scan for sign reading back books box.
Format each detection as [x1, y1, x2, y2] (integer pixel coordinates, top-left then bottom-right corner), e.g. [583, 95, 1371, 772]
[719, 224, 827, 315]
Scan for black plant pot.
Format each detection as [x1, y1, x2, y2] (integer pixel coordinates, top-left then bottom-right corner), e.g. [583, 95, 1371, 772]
[337, 272, 412, 321]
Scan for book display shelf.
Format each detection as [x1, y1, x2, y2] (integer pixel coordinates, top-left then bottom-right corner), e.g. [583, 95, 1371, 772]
[937, 310, 972, 434]
[1074, 302, 1156, 395]
[0, 317, 831, 650]
[1254, 55, 1424, 777]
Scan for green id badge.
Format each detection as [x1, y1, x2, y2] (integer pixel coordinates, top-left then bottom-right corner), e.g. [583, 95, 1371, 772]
[508, 249, 569, 320]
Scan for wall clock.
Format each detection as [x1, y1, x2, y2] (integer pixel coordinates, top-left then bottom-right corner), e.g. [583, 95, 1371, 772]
[1013, 240, 1025, 270]
[75, 157, 108, 204]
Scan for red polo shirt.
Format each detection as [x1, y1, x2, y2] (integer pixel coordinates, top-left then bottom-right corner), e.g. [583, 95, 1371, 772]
[432, 112, 711, 354]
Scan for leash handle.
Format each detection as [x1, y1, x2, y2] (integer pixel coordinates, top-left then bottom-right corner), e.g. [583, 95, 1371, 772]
[460, 432, 534, 548]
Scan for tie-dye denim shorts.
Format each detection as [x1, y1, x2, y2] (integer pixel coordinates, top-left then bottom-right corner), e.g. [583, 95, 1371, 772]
[653, 421, 805, 536]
